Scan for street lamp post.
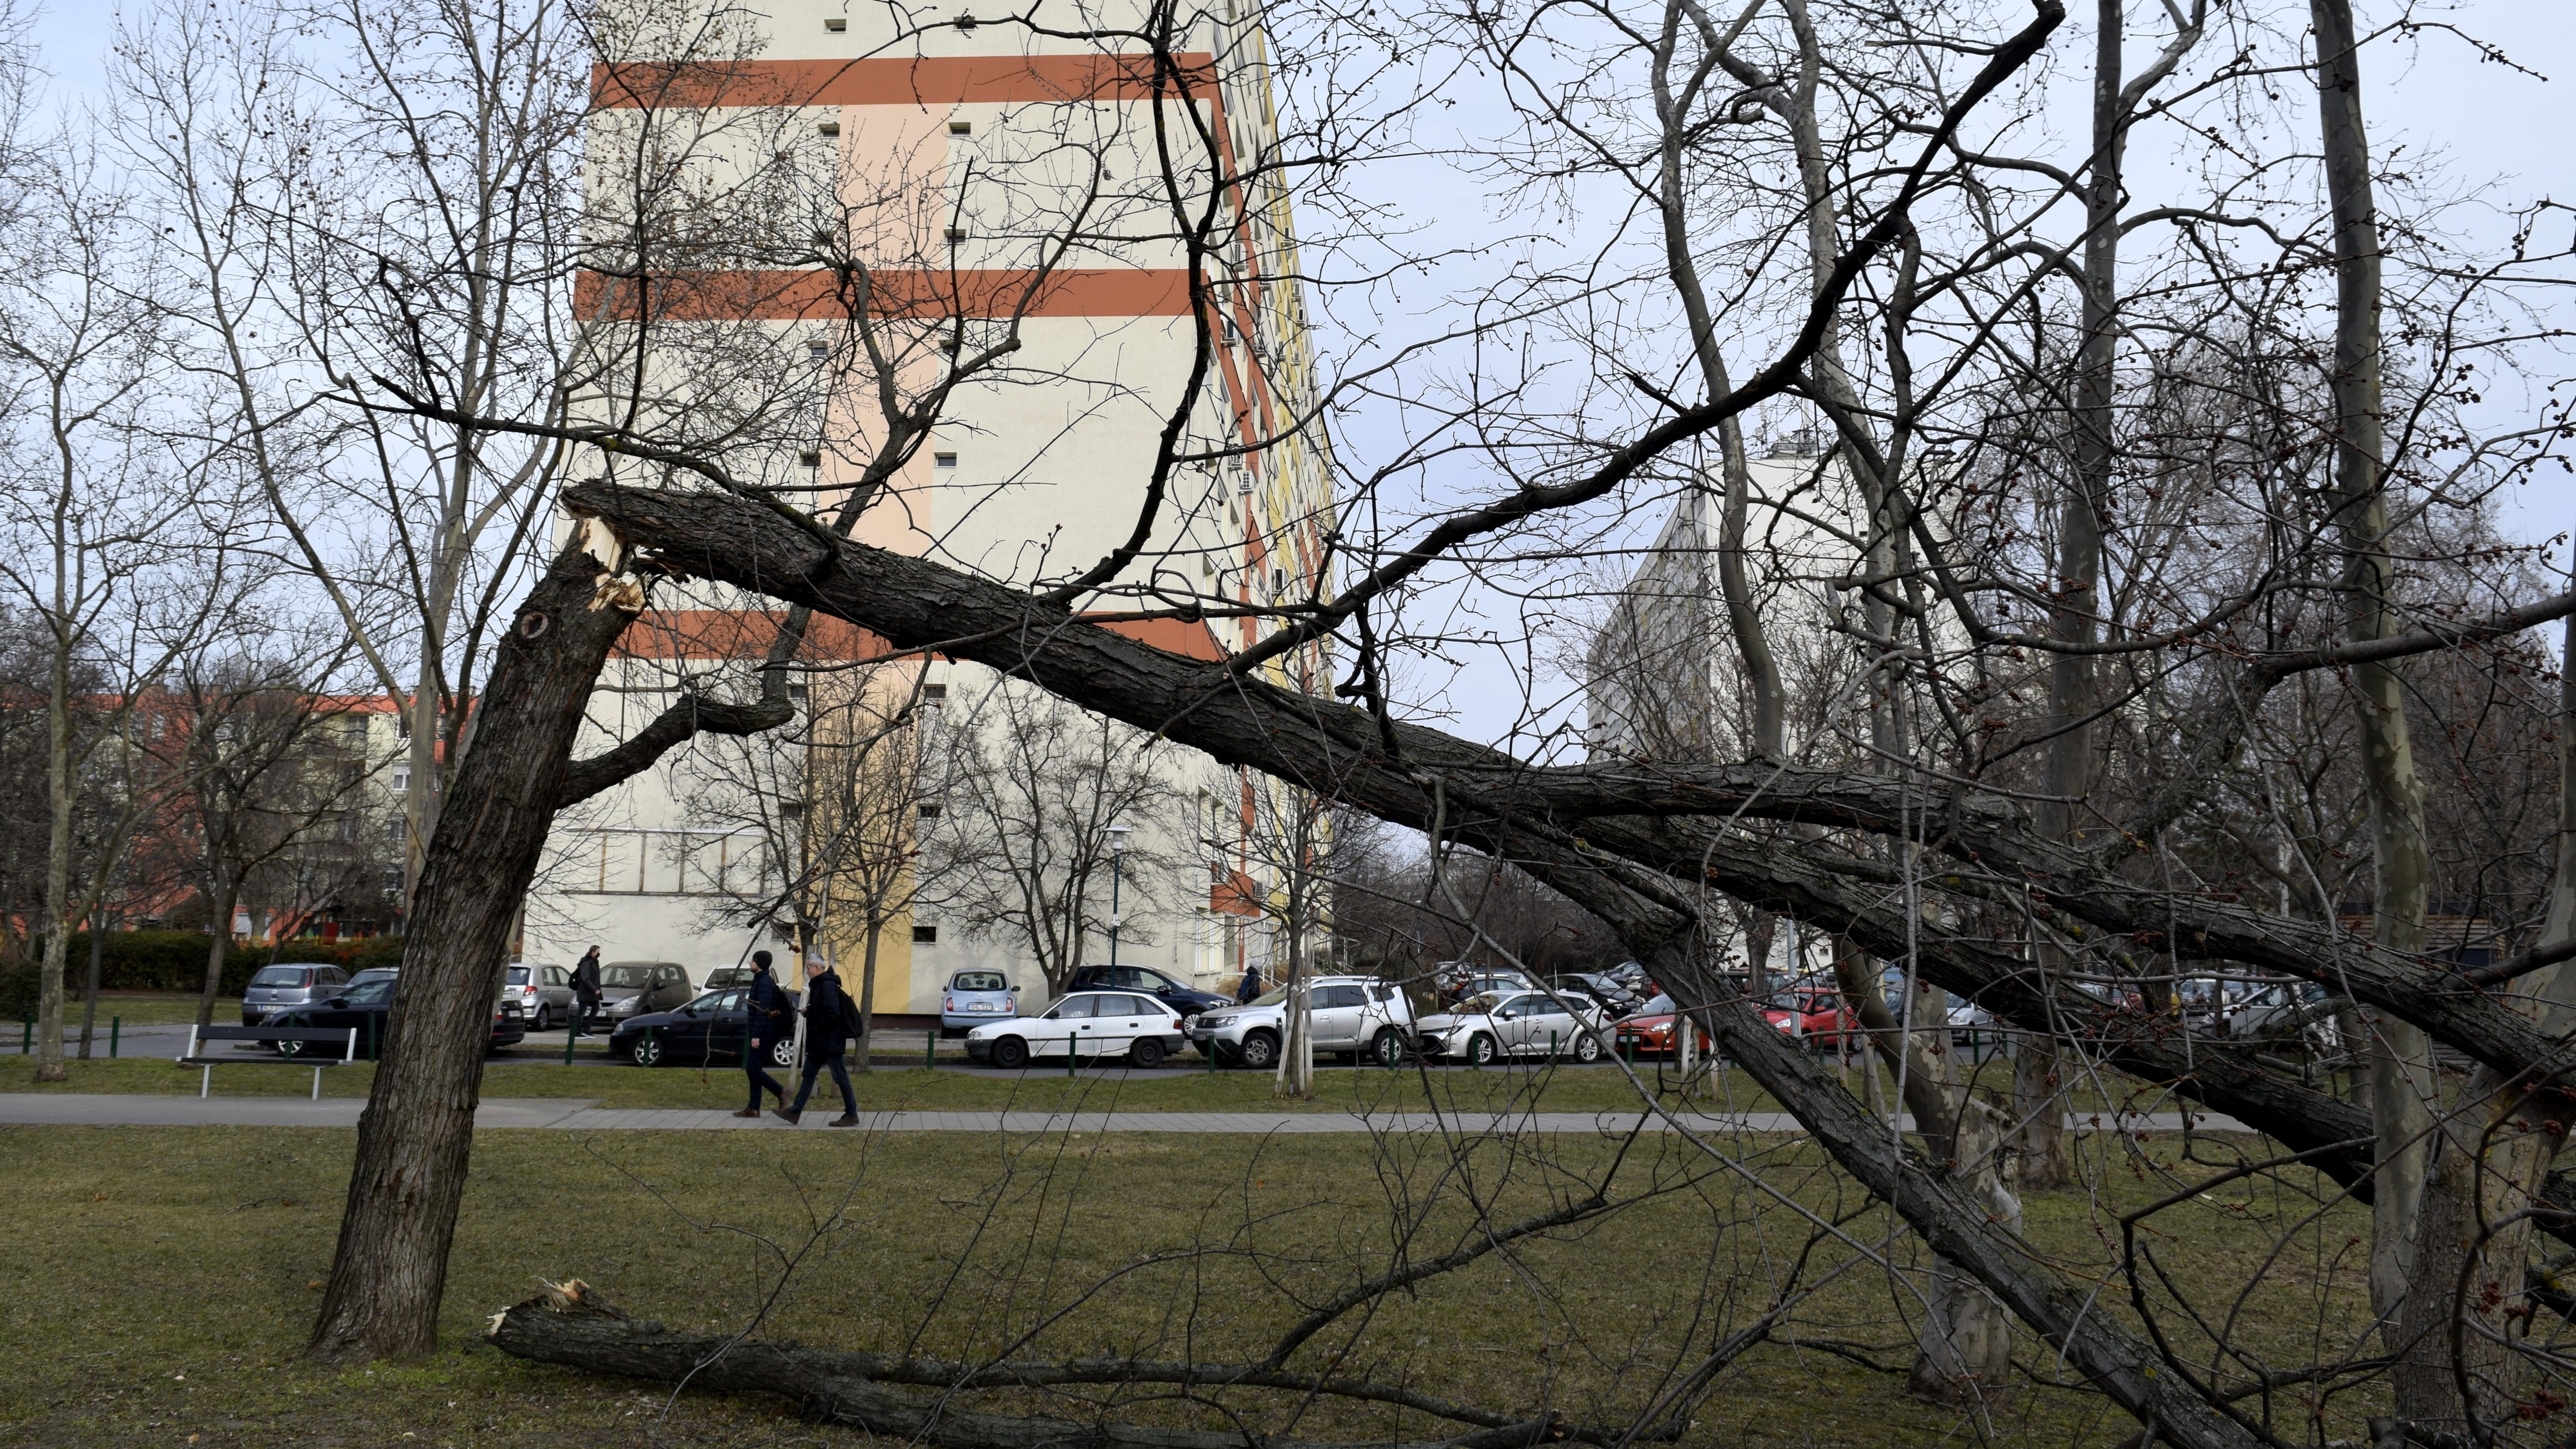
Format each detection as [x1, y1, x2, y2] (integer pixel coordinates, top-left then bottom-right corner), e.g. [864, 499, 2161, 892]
[1105, 823, 1132, 967]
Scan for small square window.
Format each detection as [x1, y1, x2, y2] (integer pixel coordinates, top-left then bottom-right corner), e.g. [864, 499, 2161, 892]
[798, 449, 821, 467]
[806, 340, 827, 358]
[922, 683, 947, 700]
[823, 16, 846, 30]
[912, 925, 938, 944]
[943, 225, 968, 241]
[917, 803, 942, 819]
[817, 120, 840, 138]
[933, 452, 957, 468]
[948, 119, 972, 135]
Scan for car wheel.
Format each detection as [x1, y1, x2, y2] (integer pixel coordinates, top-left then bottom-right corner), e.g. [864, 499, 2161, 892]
[1464, 1033, 1498, 1066]
[630, 1033, 664, 1067]
[1369, 1028, 1407, 1069]
[1571, 1032, 1604, 1064]
[1237, 1030, 1280, 1071]
[274, 1036, 303, 1059]
[991, 1036, 1030, 1071]
[532, 1005, 552, 1033]
[770, 1036, 798, 1069]
[1130, 1037, 1167, 1070]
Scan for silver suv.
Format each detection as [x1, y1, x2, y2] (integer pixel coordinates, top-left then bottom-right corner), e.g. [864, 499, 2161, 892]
[241, 964, 352, 1025]
[1189, 976, 1416, 1069]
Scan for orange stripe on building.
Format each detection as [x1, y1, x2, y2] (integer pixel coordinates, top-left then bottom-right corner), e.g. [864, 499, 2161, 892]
[576, 267, 1193, 321]
[614, 610, 888, 662]
[1095, 616, 1226, 662]
[593, 53, 1218, 110]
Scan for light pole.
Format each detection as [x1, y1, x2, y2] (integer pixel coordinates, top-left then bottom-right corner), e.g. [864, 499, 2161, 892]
[1105, 823, 1132, 967]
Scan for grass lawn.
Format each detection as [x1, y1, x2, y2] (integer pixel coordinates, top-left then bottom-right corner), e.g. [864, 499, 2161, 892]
[0, 1114, 2379, 1448]
[0, 1051, 1806, 1115]
[33, 991, 248, 1027]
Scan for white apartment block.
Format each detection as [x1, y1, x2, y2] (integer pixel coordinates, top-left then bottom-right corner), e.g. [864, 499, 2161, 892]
[525, 0, 1336, 1010]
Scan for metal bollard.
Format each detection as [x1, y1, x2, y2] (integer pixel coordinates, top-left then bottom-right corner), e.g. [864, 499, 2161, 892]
[927, 1028, 936, 1069]
[109, 1016, 119, 1059]
[1067, 1037, 1078, 1077]
[564, 1016, 577, 1065]
[19, 1016, 28, 1054]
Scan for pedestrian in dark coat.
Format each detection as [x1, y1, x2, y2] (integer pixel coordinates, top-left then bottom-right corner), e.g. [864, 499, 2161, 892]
[732, 951, 791, 1117]
[1234, 963, 1264, 1005]
[775, 963, 862, 1126]
[570, 947, 603, 1037]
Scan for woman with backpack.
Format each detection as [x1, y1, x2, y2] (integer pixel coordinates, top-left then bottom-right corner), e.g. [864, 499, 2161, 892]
[774, 958, 863, 1126]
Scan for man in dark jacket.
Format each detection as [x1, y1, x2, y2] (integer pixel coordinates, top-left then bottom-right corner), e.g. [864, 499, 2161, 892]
[732, 951, 791, 1118]
[775, 961, 862, 1126]
[1234, 963, 1263, 1005]
[570, 947, 603, 1037]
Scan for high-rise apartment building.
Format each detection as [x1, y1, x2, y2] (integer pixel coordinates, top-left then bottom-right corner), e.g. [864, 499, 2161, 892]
[527, 0, 1336, 1010]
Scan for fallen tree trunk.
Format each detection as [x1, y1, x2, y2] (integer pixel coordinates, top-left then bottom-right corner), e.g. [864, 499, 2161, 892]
[487, 1280, 1567, 1449]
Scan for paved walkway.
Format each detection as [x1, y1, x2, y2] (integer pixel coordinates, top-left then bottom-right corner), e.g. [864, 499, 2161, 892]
[0, 1094, 2249, 1134]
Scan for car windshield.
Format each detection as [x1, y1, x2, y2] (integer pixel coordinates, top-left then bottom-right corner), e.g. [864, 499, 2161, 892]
[600, 964, 659, 988]
[1248, 985, 1292, 1007]
[1458, 991, 1510, 1014]
[952, 971, 1009, 992]
[249, 966, 309, 987]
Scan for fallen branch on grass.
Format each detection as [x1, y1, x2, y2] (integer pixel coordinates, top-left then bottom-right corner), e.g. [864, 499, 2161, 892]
[488, 1279, 1578, 1449]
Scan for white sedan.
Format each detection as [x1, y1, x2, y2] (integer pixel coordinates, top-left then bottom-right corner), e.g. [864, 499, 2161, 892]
[962, 990, 1187, 1070]
[1414, 990, 1606, 1065]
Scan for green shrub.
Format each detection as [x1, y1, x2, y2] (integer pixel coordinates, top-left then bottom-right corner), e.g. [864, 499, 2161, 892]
[32, 931, 400, 994]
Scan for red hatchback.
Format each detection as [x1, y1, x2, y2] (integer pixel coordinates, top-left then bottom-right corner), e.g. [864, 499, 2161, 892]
[1761, 990, 1857, 1047]
[1611, 1011, 1709, 1058]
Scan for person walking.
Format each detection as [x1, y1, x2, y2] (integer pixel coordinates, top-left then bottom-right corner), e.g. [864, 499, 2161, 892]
[774, 960, 863, 1126]
[570, 947, 603, 1038]
[1234, 962, 1263, 1005]
[732, 951, 791, 1119]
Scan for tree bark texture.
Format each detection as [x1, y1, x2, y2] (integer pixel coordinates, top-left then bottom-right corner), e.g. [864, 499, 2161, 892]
[2305, 0, 2442, 1395]
[488, 1280, 1567, 1449]
[197, 877, 240, 1036]
[307, 532, 645, 1362]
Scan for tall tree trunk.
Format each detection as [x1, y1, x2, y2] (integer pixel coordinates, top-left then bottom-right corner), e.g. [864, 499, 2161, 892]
[76, 906, 102, 1057]
[309, 537, 638, 1362]
[33, 634, 75, 1083]
[196, 876, 242, 1036]
[1275, 961, 1313, 1098]
[2305, 0, 2438, 1391]
[855, 919, 879, 1074]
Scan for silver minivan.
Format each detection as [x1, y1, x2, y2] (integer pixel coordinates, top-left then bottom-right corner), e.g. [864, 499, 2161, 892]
[241, 963, 353, 1025]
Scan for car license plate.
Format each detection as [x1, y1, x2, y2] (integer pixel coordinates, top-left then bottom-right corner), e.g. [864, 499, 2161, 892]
[971, 1002, 998, 1011]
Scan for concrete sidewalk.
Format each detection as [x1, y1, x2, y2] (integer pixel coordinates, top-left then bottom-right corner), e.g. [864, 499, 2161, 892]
[0, 1094, 2248, 1135]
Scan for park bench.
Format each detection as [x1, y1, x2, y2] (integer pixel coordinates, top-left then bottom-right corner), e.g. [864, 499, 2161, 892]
[177, 1024, 359, 1100]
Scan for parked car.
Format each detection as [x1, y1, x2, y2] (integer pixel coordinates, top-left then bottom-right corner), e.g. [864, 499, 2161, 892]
[1415, 990, 1606, 1065]
[1760, 989, 1856, 1048]
[701, 964, 758, 990]
[941, 968, 1022, 1034]
[240, 964, 353, 1026]
[348, 967, 398, 991]
[261, 976, 525, 1057]
[1065, 964, 1230, 1024]
[595, 961, 695, 1023]
[1549, 972, 1643, 1017]
[612, 986, 802, 1069]
[1612, 998, 1710, 1060]
[1191, 976, 1418, 1069]
[505, 962, 578, 1030]
[2225, 981, 2342, 1051]
[963, 990, 1187, 1069]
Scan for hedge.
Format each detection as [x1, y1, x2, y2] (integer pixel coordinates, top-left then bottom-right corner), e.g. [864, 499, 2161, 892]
[0, 930, 406, 1008]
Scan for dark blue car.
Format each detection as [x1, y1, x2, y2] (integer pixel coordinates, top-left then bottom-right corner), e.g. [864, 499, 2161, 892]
[1064, 965, 1229, 1025]
[611, 987, 801, 1069]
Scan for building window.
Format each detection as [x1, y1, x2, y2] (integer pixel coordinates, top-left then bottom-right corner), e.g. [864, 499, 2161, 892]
[917, 803, 942, 819]
[948, 119, 972, 135]
[933, 452, 957, 468]
[823, 16, 846, 30]
[391, 767, 410, 795]
[799, 448, 821, 467]
[923, 683, 947, 700]
[817, 120, 840, 138]
[913, 925, 938, 944]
